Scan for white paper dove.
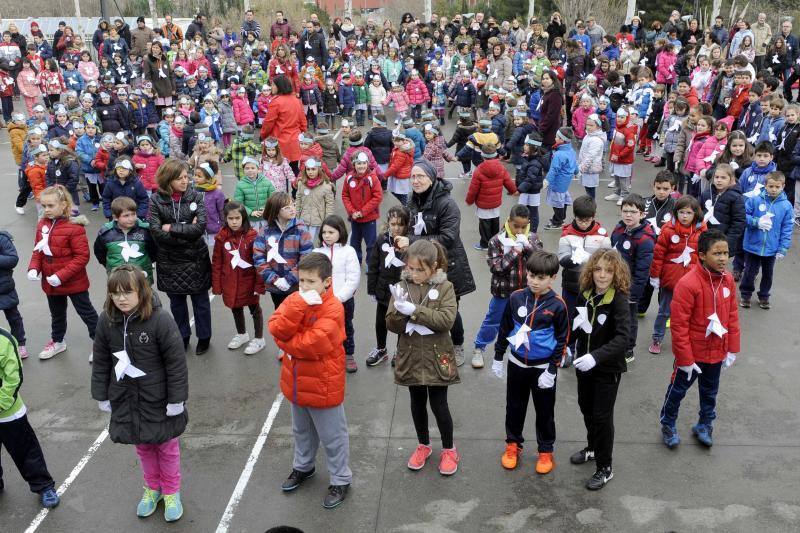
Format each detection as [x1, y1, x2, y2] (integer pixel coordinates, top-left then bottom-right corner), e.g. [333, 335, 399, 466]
[744, 182, 763, 198]
[265, 236, 287, 263]
[773, 54, 780, 64]
[702, 150, 720, 163]
[747, 131, 759, 144]
[671, 245, 694, 267]
[118, 241, 143, 262]
[113, 350, 146, 381]
[405, 322, 434, 336]
[413, 212, 426, 236]
[34, 226, 53, 256]
[571, 246, 591, 265]
[729, 161, 739, 170]
[769, 130, 777, 143]
[572, 306, 593, 334]
[704, 200, 719, 225]
[646, 217, 661, 235]
[507, 323, 532, 351]
[705, 312, 728, 338]
[668, 121, 681, 132]
[229, 249, 252, 269]
[498, 234, 516, 253]
[382, 243, 405, 268]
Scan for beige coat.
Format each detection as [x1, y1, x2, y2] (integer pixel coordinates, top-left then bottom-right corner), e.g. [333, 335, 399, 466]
[295, 180, 335, 228]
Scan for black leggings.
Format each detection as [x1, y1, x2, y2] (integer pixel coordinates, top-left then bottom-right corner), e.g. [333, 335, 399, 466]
[375, 302, 388, 350]
[232, 304, 264, 338]
[409, 385, 453, 449]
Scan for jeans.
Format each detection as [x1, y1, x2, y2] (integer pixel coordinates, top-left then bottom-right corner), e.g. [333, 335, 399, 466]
[135, 438, 181, 495]
[505, 363, 556, 452]
[0, 96, 13, 122]
[576, 370, 621, 469]
[167, 291, 211, 340]
[47, 291, 98, 343]
[652, 288, 674, 342]
[0, 415, 56, 494]
[475, 296, 508, 349]
[660, 361, 722, 428]
[740, 252, 776, 300]
[350, 220, 377, 265]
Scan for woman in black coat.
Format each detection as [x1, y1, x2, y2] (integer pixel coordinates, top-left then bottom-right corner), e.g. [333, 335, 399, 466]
[538, 70, 564, 148]
[143, 42, 176, 108]
[148, 159, 213, 354]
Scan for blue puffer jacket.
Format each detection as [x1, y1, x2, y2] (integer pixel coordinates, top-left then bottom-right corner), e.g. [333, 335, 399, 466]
[528, 89, 542, 121]
[0, 231, 19, 310]
[516, 153, 549, 194]
[743, 190, 794, 257]
[338, 83, 355, 108]
[739, 161, 777, 195]
[75, 134, 101, 174]
[449, 80, 476, 108]
[101, 175, 150, 220]
[545, 143, 578, 193]
[610, 220, 657, 302]
[405, 127, 426, 162]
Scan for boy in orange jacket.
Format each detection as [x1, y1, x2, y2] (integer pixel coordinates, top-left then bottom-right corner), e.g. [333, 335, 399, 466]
[267, 253, 352, 509]
[466, 143, 517, 250]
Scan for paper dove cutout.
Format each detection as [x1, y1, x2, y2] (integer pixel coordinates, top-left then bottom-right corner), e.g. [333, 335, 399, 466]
[729, 161, 739, 170]
[744, 182, 763, 198]
[646, 217, 661, 235]
[705, 312, 728, 338]
[571, 246, 591, 265]
[769, 130, 777, 143]
[572, 306, 593, 334]
[113, 350, 146, 381]
[498, 234, 517, 253]
[702, 150, 720, 163]
[507, 323, 532, 351]
[119, 241, 144, 262]
[704, 199, 720, 225]
[747, 131, 759, 143]
[229, 249, 253, 269]
[671, 245, 694, 267]
[668, 121, 681, 132]
[265, 236, 287, 263]
[413, 212, 426, 236]
[34, 226, 53, 256]
[276, 65, 284, 74]
[382, 243, 405, 268]
[773, 54, 780, 64]
[405, 322, 434, 336]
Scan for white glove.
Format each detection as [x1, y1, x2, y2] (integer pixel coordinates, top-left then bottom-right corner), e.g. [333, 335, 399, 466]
[574, 354, 597, 372]
[757, 214, 773, 231]
[776, 253, 785, 259]
[650, 277, 660, 288]
[678, 363, 702, 380]
[369, 294, 377, 303]
[299, 289, 323, 305]
[690, 174, 701, 184]
[394, 299, 416, 316]
[98, 400, 112, 413]
[491, 359, 504, 379]
[274, 277, 291, 291]
[27, 269, 41, 281]
[46, 274, 62, 287]
[723, 352, 737, 369]
[537, 369, 556, 389]
[166, 402, 185, 416]
[542, 179, 549, 189]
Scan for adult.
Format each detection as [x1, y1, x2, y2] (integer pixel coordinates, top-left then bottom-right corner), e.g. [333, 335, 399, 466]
[538, 70, 564, 148]
[728, 20, 754, 58]
[52, 21, 66, 59]
[162, 14, 184, 46]
[148, 159, 213, 354]
[185, 14, 208, 42]
[55, 26, 76, 61]
[487, 43, 512, 88]
[261, 75, 307, 173]
[510, 18, 526, 49]
[546, 12, 567, 51]
[7, 24, 27, 57]
[663, 11, 685, 37]
[241, 9, 262, 40]
[0, 31, 22, 78]
[93, 20, 111, 52]
[298, 21, 326, 65]
[627, 16, 645, 44]
[401, 160, 475, 367]
[267, 44, 299, 94]
[143, 42, 175, 107]
[131, 17, 156, 58]
[681, 19, 703, 47]
[114, 18, 132, 48]
[751, 13, 773, 71]
[586, 17, 607, 48]
[270, 11, 290, 41]
[710, 16, 729, 48]
[780, 20, 800, 102]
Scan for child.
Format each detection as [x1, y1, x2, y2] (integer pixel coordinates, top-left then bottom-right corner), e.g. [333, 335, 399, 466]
[605, 107, 636, 205]
[24, 144, 49, 218]
[648, 196, 707, 354]
[571, 94, 596, 140]
[610, 194, 657, 362]
[314, 122, 341, 172]
[296, 158, 335, 241]
[94, 196, 156, 280]
[383, 82, 410, 119]
[659, 230, 740, 449]
[368, 75, 387, 119]
[735, 140, 777, 275]
[578, 114, 606, 198]
[644, 84, 666, 161]
[212, 201, 266, 355]
[8, 113, 28, 167]
[193, 161, 225, 246]
[46, 138, 81, 213]
[233, 156, 275, 231]
[75, 120, 102, 208]
[544, 127, 579, 230]
[222, 124, 261, 180]
[385, 130, 415, 205]
[466, 143, 518, 249]
[0, 325, 60, 507]
[473, 205, 542, 368]
[232, 86, 255, 129]
[421, 124, 453, 180]
[91, 265, 188, 521]
[699, 164, 746, 259]
[639, 171, 678, 315]
[267, 253, 352, 508]
[18, 57, 42, 115]
[101, 158, 149, 221]
[133, 134, 165, 194]
[682, 114, 718, 198]
[516, 133, 549, 232]
[218, 90, 237, 147]
[0, 231, 27, 359]
[261, 138, 295, 193]
[341, 152, 383, 264]
[385, 240, 460, 475]
[740, 171, 793, 309]
[314, 215, 361, 373]
[493, 250, 569, 474]
[27, 185, 99, 360]
[447, 111, 478, 178]
[569, 249, 631, 490]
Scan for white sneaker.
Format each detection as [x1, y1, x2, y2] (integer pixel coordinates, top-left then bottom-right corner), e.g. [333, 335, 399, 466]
[616, 197, 624, 206]
[227, 333, 250, 349]
[607, 180, 616, 188]
[39, 340, 67, 360]
[471, 347, 485, 368]
[15, 207, 25, 215]
[89, 351, 93, 364]
[243, 338, 266, 355]
[604, 193, 620, 201]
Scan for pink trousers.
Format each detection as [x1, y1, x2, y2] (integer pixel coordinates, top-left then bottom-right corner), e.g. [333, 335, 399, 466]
[134, 438, 181, 494]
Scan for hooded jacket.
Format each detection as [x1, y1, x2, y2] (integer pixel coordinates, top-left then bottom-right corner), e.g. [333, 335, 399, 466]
[342, 170, 383, 223]
[610, 220, 657, 302]
[367, 232, 404, 304]
[211, 227, 265, 308]
[743, 190, 793, 257]
[466, 158, 517, 209]
[578, 128, 606, 174]
[28, 215, 91, 296]
[650, 220, 708, 290]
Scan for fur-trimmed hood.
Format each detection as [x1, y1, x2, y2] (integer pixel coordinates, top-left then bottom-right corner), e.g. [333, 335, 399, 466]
[400, 268, 447, 285]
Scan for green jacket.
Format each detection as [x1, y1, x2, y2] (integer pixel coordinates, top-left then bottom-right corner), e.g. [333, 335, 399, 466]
[0, 328, 24, 421]
[353, 83, 370, 105]
[93, 220, 157, 282]
[234, 174, 276, 220]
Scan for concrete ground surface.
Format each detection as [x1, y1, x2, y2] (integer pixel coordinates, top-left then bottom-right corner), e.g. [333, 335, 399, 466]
[1, 116, 799, 533]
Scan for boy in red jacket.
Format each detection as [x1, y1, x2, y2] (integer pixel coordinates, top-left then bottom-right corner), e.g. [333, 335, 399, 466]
[268, 253, 352, 509]
[726, 70, 752, 122]
[659, 230, 740, 449]
[466, 143, 517, 250]
[341, 151, 383, 264]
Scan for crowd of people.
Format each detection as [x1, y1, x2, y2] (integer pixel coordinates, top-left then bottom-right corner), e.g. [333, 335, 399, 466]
[0, 6, 797, 525]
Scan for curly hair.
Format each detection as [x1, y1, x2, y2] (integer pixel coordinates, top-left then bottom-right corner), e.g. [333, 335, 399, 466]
[578, 249, 631, 295]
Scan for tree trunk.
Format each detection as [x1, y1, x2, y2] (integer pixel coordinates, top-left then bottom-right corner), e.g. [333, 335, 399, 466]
[74, 0, 81, 18]
[148, 0, 159, 28]
[528, 0, 536, 23]
[625, 0, 636, 24]
[424, 0, 431, 23]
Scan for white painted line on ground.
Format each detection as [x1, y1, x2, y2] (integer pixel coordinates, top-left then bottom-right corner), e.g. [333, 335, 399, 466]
[189, 293, 216, 327]
[215, 392, 285, 533]
[24, 426, 110, 533]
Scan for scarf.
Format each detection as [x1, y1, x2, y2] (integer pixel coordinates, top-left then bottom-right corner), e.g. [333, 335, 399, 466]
[171, 124, 183, 138]
[505, 220, 530, 239]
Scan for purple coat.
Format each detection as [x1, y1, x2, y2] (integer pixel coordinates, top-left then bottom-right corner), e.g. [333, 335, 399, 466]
[202, 187, 226, 236]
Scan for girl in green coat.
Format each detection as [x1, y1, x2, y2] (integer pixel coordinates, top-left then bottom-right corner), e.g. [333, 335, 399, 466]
[233, 156, 276, 230]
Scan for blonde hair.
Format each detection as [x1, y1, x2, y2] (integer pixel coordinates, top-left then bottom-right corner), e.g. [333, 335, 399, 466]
[40, 185, 74, 215]
[579, 249, 631, 295]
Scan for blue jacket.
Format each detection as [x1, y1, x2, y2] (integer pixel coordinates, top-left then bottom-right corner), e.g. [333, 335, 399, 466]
[739, 161, 777, 195]
[603, 45, 620, 61]
[494, 288, 570, 369]
[101, 174, 150, 220]
[631, 82, 653, 120]
[0, 231, 19, 310]
[405, 127, 426, 162]
[737, 101, 763, 139]
[157, 120, 171, 156]
[757, 116, 785, 145]
[516, 153, 549, 194]
[505, 123, 535, 165]
[528, 89, 542, 121]
[448, 80, 476, 108]
[337, 83, 355, 108]
[75, 134, 101, 174]
[545, 143, 578, 193]
[512, 50, 531, 75]
[610, 220, 657, 302]
[491, 114, 507, 145]
[743, 190, 793, 257]
[37, 41, 53, 60]
[63, 69, 84, 91]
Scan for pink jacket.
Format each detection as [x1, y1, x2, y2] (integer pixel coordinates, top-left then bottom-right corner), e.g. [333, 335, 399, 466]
[655, 51, 677, 85]
[17, 68, 41, 98]
[383, 89, 410, 113]
[422, 136, 453, 179]
[685, 133, 727, 175]
[256, 93, 271, 120]
[78, 60, 99, 82]
[405, 78, 430, 105]
[262, 158, 295, 192]
[571, 105, 596, 140]
[232, 94, 255, 125]
[132, 150, 165, 191]
[331, 146, 383, 182]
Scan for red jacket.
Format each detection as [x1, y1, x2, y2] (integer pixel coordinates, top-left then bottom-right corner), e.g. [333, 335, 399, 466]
[465, 158, 516, 209]
[649, 220, 707, 290]
[727, 83, 751, 120]
[28, 216, 91, 296]
[385, 145, 414, 180]
[261, 94, 308, 162]
[609, 119, 637, 165]
[670, 263, 740, 366]
[132, 150, 164, 191]
[341, 171, 383, 223]
[269, 289, 346, 408]
[92, 147, 111, 176]
[211, 227, 265, 308]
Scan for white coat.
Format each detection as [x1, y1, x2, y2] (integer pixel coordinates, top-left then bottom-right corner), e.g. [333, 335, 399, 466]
[313, 243, 361, 302]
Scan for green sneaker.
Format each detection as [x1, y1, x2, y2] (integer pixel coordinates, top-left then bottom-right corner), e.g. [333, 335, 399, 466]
[136, 487, 162, 518]
[163, 492, 183, 522]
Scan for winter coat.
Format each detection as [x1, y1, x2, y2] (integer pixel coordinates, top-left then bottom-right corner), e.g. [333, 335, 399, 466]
[0, 232, 19, 310]
[466, 158, 516, 209]
[422, 136, 452, 179]
[655, 50, 677, 85]
[97, 102, 127, 133]
[740, 161, 777, 195]
[405, 78, 430, 105]
[232, 94, 255, 125]
[313, 243, 360, 302]
[449, 80, 477, 108]
[314, 134, 341, 170]
[261, 94, 307, 162]
[516, 153, 549, 194]
[233, 174, 276, 221]
[578, 128, 606, 174]
[573, 287, 630, 374]
[538, 87, 563, 147]
[558, 221, 612, 294]
[296, 180, 334, 228]
[342, 171, 383, 223]
[775, 123, 800, 176]
[488, 54, 513, 87]
[93, 219, 156, 280]
[364, 127, 392, 165]
[650, 220, 707, 290]
[218, 101, 237, 133]
[270, 288, 345, 408]
[91, 297, 188, 445]
[148, 189, 211, 294]
[488, 227, 542, 298]
[610, 221, 657, 302]
[132, 151, 164, 191]
[383, 89, 410, 113]
[142, 54, 175, 99]
[385, 144, 414, 181]
[743, 190, 794, 257]
[17, 68, 41, 98]
[571, 106, 595, 139]
[261, 158, 295, 193]
[201, 187, 226, 235]
[211, 227, 264, 308]
[609, 121, 636, 165]
[700, 185, 746, 254]
[446, 121, 477, 152]
[682, 131, 713, 175]
[300, 83, 324, 107]
[546, 143, 578, 193]
[28, 215, 91, 296]
[45, 157, 80, 193]
[670, 264, 740, 366]
[367, 232, 404, 304]
[321, 90, 339, 114]
[386, 270, 459, 387]
[253, 218, 313, 293]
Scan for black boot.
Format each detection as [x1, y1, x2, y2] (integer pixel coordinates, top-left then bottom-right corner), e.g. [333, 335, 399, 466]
[183, 337, 190, 350]
[196, 338, 210, 355]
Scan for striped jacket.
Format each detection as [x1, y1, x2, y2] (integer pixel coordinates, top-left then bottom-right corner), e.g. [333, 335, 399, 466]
[253, 218, 313, 293]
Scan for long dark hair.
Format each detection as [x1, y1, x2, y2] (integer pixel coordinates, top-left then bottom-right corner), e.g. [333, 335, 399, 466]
[272, 75, 294, 95]
[104, 265, 154, 320]
[223, 201, 251, 233]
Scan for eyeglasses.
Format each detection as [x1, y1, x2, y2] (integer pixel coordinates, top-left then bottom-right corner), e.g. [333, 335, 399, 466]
[110, 291, 135, 299]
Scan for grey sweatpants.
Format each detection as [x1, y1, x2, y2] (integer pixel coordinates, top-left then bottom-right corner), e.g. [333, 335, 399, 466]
[291, 403, 352, 486]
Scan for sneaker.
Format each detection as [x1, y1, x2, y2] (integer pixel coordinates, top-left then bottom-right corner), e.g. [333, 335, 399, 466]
[345, 353, 358, 373]
[227, 333, 250, 349]
[365, 348, 388, 366]
[473, 243, 488, 251]
[19, 345, 28, 359]
[453, 345, 465, 367]
[740, 298, 751, 308]
[39, 340, 67, 360]
[40, 488, 60, 508]
[88, 351, 93, 364]
[501, 442, 521, 470]
[616, 197, 624, 206]
[407, 444, 433, 470]
[243, 338, 266, 355]
[648, 341, 662, 355]
[322, 484, 349, 509]
[543, 221, 563, 230]
[692, 423, 713, 447]
[163, 492, 183, 522]
[758, 299, 770, 310]
[471, 346, 485, 368]
[661, 424, 680, 448]
[535, 452, 554, 474]
[586, 467, 613, 490]
[15, 206, 24, 215]
[607, 181, 616, 188]
[136, 487, 162, 517]
[666, 318, 670, 329]
[604, 193, 620, 201]
[439, 448, 460, 475]
[569, 447, 595, 465]
[91, 203, 99, 211]
[281, 467, 316, 491]
[195, 338, 210, 355]
[625, 350, 635, 363]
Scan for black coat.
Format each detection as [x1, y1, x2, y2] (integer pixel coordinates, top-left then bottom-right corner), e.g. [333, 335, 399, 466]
[149, 189, 211, 294]
[0, 231, 19, 310]
[573, 288, 629, 374]
[516, 153, 549, 194]
[97, 102, 128, 133]
[91, 297, 188, 445]
[364, 127, 393, 165]
[407, 179, 475, 297]
[367, 232, 404, 304]
[774, 123, 800, 175]
[699, 184, 746, 255]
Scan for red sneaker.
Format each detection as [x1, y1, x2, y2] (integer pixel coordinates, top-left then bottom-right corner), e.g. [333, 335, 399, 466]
[439, 447, 460, 475]
[407, 444, 432, 470]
